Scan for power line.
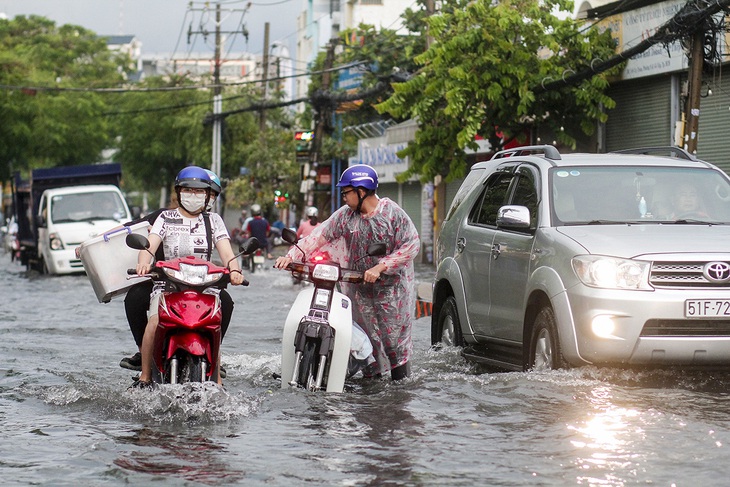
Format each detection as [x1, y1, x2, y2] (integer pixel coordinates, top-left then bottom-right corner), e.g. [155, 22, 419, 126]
[0, 60, 368, 94]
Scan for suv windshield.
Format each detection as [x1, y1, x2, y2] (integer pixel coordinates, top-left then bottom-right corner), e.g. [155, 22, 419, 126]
[551, 166, 730, 225]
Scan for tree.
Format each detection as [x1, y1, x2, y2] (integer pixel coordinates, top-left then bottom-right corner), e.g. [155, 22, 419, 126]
[224, 126, 300, 216]
[0, 15, 130, 181]
[376, 0, 621, 182]
[110, 75, 215, 198]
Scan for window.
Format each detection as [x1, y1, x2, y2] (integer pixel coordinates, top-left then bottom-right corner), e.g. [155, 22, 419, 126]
[469, 173, 513, 226]
[510, 170, 539, 229]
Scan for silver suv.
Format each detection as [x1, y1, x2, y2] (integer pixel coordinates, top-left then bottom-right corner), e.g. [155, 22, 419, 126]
[432, 146, 730, 370]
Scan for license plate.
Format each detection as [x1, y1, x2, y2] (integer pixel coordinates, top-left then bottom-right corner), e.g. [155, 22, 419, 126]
[253, 255, 265, 264]
[685, 299, 730, 317]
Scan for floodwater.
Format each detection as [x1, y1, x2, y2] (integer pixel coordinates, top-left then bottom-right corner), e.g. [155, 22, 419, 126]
[2, 250, 730, 486]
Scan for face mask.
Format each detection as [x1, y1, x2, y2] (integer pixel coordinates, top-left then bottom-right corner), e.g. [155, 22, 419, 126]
[205, 196, 217, 211]
[180, 193, 206, 214]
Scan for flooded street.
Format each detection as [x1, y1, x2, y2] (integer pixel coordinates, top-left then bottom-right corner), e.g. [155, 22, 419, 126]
[2, 249, 730, 486]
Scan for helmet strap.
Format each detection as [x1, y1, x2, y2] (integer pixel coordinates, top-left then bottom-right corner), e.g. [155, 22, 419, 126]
[355, 189, 377, 214]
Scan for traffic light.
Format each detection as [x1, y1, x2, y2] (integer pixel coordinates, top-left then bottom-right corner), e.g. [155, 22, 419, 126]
[274, 189, 289, 207]
[295, 130, 314, 164]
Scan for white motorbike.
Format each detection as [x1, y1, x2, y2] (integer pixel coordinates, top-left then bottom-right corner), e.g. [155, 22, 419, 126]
[278, 228, 386, 392]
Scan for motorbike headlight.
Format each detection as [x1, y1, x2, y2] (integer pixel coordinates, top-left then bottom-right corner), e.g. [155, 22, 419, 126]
[312, 263, 339, 282]
[163, 263, 223, 285]
[572, 255, 651, 290]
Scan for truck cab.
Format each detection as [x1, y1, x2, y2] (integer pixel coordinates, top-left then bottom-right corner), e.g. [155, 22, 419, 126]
[36, 185, 131, 274]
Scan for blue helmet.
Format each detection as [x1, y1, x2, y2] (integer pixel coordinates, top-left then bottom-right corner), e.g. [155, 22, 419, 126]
[336, 164, 378, 191]
[204, 169, 222, 195]
[175, 166, 221, 195]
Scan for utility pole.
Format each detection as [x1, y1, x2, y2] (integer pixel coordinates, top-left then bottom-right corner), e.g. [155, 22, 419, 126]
[684, 29, 704, 154]
[425, 0, 438, 265]
[260, 22, 270, 133]
[187, 2, 250, 213]
[307, 40, 337, 208]
[212, 3, 222, 212]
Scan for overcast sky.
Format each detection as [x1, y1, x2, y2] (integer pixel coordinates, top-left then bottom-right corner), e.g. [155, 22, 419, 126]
[0, 0, 300, 61]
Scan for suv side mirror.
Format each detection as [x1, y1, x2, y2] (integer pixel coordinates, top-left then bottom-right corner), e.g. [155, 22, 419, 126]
[496, 205, 531, 229]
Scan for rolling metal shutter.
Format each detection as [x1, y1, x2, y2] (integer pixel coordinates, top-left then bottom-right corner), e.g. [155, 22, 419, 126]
[445, 178, 465, 210]
[401, 181, 422, 235]
[378, 182, 399, 202]
[606, 76, 673, 151]
[696, 73, 730, 173]
[378, 182, 422, 235]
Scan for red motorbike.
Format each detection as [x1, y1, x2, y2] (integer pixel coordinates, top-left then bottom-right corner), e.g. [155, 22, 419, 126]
[126, 233, 260, 384]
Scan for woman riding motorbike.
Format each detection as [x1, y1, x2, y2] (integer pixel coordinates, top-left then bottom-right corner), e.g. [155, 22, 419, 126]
[132, 166, 245, 388]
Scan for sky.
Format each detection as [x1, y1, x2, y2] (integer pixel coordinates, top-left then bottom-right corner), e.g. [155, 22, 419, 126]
[0, 0, 300, 61]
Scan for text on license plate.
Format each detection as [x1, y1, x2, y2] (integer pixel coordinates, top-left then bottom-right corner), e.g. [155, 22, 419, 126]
[685, 299, 730, 317]
[253, 255, 265, 264]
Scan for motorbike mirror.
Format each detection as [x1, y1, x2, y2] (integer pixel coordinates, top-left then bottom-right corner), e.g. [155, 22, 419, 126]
[126, 233, 150, 250]
[366, 242, 387, 257]
[240, 236, 260, 255]
[281, 227, 298, 245]
[229, 236, 261, 268]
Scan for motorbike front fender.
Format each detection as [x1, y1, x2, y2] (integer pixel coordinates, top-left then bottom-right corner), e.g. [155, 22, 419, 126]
[154, 332, 216, 376]
[281, 287, 353, 393]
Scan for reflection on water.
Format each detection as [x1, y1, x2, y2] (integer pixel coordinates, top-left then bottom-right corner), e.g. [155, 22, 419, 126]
[570, 386, 642, 485]
[114, 427, 245, 484]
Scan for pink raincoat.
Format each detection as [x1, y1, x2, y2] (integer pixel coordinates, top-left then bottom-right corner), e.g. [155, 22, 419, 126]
[287, 197, 420, 376]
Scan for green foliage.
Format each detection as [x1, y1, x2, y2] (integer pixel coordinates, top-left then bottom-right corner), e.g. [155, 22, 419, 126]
[376, 0, 621, 182]
[0, 15, 130, 181]
[224, 128, 299, 215]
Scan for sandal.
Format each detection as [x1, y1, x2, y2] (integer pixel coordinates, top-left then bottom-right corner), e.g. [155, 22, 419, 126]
[129, 378, 156, 390]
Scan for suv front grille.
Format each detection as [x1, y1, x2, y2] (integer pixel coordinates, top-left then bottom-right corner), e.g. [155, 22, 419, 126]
[642, 319, 730, 336]
[650, 261, 730, 288]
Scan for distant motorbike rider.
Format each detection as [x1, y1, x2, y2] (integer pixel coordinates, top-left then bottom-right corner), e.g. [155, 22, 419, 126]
[275, 164, 420, 381]
[244, 204, 274, 259]
[132, 166, 245, 387]
[296, 206, 320, 239]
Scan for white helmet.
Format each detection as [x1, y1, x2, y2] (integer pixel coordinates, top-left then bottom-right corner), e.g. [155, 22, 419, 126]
[306, 206, 318, 218]
[250, 204, 262, 216]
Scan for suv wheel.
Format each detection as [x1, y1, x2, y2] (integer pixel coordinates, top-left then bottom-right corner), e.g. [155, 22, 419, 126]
[433, 296, 464, 348]
[529, 306, 565, 370]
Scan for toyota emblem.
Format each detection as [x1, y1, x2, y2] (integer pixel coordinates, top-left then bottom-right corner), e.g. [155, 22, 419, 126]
[704, 262, 730, 282]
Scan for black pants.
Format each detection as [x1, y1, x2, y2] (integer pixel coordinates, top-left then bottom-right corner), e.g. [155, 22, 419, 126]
[124, 281, 234, 348]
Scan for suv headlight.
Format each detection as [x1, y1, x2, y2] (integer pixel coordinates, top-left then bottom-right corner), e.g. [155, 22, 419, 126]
[572, 255, 651, 290]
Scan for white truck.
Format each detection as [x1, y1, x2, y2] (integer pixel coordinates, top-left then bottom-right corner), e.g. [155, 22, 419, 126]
[12, 163, 133, 274]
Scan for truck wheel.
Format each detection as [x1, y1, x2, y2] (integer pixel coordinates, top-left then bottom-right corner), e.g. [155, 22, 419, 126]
[432, 296, 464, 348]
[35, 257, 49, 274]
[529, 306, 565, 370]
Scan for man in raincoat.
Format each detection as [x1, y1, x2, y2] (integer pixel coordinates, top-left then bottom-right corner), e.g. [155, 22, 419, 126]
[275, 164, 420, 380]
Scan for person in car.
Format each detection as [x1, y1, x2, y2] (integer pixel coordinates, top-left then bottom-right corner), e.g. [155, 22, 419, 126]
[670, 182, 708, 219]
[274, 164, 420, 381]
[132, 166, 245, 388]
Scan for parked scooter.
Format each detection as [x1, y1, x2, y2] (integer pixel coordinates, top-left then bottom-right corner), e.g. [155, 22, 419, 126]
[126, 233, 260, 384]
[277, 228, 386, 392]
